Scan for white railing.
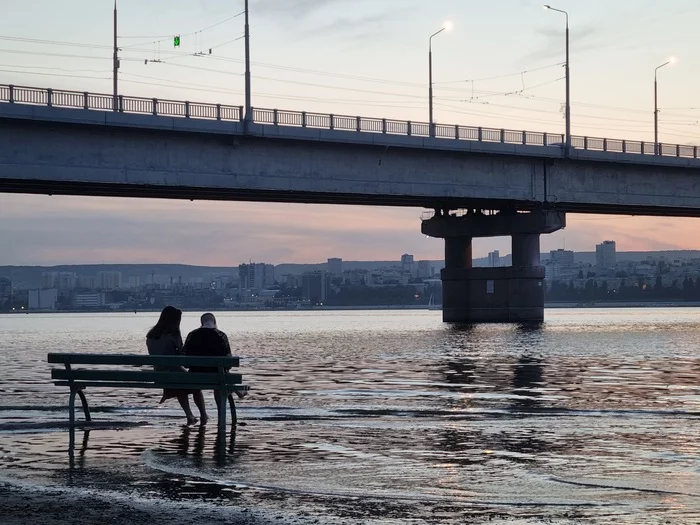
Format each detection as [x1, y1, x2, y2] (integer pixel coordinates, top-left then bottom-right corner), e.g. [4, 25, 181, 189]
[1, 83, 698, 160]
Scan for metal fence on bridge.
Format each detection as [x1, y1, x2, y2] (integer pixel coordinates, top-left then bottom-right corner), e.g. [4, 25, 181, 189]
[1, 83, 697, 160]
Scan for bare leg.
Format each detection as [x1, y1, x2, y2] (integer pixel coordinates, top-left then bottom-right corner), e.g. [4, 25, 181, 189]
[176, 393, 197, 425]
[192, 391, 208, 425]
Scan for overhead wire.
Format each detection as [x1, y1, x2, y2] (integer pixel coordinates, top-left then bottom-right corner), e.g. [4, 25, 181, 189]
[119, 11, 245, 50]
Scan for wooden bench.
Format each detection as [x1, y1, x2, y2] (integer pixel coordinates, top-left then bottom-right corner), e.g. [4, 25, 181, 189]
[48, 353, 249, 434]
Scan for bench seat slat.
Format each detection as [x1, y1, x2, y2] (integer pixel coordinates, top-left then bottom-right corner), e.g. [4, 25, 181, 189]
[48, 353, 240, 368]
[53, 381, 249, 391]
[52, 369, 242, 385]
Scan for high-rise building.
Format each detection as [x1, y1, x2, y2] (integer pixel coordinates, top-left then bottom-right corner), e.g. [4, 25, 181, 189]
[55, 272, 76, 291]
[327, 258, 343, 276]
[550, 249, 575, 267]
[41, 272, 57, 289]
[302, 271, 330, 304]
[488, 250, 501, 267]
[98, 271, 122, 290]
[76, 275, 96, 290]
[239, 263, 275, 291]
[127, 276, 141, 289]
[28, 289, 57, 310]
[0, 278, 12, 307]
[596, 241, 617, 270]
[401, 254, 415, 276]
[417, 260, 432, 279]
[41, 272, 76, 290]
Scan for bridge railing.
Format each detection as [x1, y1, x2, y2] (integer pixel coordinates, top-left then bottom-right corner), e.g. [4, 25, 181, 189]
[1, 83, 698, 160]
[0, 84, 244, 122]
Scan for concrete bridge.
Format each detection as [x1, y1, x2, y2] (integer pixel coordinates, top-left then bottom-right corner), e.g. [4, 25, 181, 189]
[2, 84, 700, 324]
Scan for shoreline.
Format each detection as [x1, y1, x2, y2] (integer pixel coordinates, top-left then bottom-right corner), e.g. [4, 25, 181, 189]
[4, 302, 700, 314]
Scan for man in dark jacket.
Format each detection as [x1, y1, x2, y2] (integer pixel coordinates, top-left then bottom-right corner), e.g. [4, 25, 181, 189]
[184, 313, 244, 422]
[184, 312, 232, 373]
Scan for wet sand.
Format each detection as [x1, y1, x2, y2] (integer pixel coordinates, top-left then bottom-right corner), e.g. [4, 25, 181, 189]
[0, 482, 296, 525]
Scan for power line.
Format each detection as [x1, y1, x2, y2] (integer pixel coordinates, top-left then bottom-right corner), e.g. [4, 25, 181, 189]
[119, 11, 245, 50]
[434, 62, 565, 85]
[0, 48, 139, 62]
[0, 64, 110, 74]
[0, 68, 109, 80]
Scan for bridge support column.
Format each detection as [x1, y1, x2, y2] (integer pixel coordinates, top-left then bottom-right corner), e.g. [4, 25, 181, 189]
[422, 210, 565, 324]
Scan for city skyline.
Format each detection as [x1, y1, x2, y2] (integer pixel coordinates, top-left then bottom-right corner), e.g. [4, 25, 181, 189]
[3, 1, 700, 265]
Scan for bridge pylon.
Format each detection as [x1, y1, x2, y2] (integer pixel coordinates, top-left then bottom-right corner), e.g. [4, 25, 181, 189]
[422, 209, 565, 323]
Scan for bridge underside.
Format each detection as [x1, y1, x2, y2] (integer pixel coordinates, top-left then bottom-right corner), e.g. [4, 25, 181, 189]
[3, 109, 700, 217]
[3, 177, 700, 218]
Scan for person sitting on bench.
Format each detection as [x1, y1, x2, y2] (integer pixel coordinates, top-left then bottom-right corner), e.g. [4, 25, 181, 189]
[146, 306, 208, 426]
[184, 313, 246, 422]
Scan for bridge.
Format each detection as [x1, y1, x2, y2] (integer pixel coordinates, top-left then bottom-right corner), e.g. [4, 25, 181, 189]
[2, 83, 700, 324]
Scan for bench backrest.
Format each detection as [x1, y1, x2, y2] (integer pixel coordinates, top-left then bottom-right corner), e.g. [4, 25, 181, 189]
[48, 353, 243, 388]
[48, 353, 239, 368]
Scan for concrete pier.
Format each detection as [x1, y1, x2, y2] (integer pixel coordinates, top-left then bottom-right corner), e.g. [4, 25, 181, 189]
[422, 210, 565, 323]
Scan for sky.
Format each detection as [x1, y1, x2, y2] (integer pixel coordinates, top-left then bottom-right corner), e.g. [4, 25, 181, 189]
[2, 0, 700, 266]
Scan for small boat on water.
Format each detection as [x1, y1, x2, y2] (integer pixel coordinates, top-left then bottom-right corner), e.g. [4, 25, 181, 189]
[428, 294, 441, 310]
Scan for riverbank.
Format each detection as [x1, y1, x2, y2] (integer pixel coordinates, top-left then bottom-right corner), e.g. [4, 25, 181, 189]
[6, 301, 700, 314]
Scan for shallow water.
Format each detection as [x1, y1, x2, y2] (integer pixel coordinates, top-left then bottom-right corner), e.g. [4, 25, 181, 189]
[1, 309, 699, 523]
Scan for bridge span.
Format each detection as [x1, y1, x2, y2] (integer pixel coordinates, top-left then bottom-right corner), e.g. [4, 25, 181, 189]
[2, 84, 700, 324]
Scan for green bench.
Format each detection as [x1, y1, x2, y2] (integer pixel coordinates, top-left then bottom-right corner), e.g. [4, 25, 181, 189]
[48, 353, 249, 434]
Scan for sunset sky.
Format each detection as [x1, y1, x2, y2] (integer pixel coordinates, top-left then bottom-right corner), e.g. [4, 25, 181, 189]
[2, 0, 700, 266]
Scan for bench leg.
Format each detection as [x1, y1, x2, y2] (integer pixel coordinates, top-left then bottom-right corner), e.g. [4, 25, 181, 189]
[77, 389, 91, 422]
[69, 388, 77, 426]
[218, 390, 227, 435]
[228, 393, 237, 425]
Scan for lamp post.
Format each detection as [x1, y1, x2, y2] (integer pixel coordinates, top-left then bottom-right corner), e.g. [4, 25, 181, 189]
[544, 5, 570, 152]
[113, 1, 119, 112]
[654, 57, 676, 155]
[244, 0, 251, 126]
[429, 21, 452, 137]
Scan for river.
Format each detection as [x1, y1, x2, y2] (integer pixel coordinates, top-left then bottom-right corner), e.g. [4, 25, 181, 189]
[0, 308, 699, 523]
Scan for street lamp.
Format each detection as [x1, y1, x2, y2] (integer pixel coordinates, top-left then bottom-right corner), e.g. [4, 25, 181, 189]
[544, 5, 570, 152]
[654, 57, 676, 155]
[429, 21, 452, 137]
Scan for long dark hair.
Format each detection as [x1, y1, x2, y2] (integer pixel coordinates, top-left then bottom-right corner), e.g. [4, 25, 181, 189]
[147, 306, 182, 339]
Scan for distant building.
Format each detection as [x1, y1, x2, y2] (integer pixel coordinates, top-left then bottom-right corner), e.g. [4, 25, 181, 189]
[127, 276, 141, 289]
[417, 260, 432, 279]
[28, 289, 58, 310]
[73, 292, 106, 309]
[98, 271, 122, 290]
[41, 272, 56, 289]
[596, 241, 617, 270]
[550, 249, 575, 267]
[488, 250, 500, 268]
[302, 271, 330, 304]
[0, 278, 12, 306]
[239, 263, 275, 291]
[76, 275, 96, 290]
[401, 254, 415, 276]
[327, 258, 343, 276]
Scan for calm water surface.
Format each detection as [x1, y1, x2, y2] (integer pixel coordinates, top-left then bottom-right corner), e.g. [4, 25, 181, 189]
[1, 309, 699, 524]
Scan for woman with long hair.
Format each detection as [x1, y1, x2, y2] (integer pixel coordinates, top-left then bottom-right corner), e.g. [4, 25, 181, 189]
[146, 306, 207, 425]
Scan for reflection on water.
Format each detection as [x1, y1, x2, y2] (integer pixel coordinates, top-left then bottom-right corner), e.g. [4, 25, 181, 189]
[1, 309, 700, 523]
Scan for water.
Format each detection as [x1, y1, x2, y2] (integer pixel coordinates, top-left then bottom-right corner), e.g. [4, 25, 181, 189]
[1, 309, 699, 523]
